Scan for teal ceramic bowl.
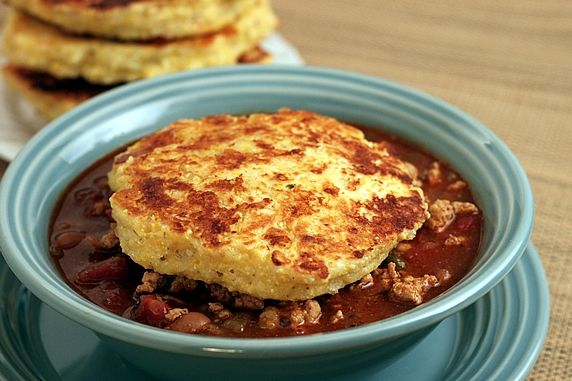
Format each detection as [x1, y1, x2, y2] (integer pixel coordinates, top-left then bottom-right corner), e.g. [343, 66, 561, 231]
[0, 66, 534, 380]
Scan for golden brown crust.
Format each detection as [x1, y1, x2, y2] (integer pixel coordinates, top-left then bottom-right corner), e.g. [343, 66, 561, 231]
[2, 65, 112, 100]
[2, 4, 277, 84]
[108, 110, 428, 300]
[1, 46, 270, 121]
[40, 0, 142, 9]
[1, 64, 110, 120]
[9, 0, 261, 40]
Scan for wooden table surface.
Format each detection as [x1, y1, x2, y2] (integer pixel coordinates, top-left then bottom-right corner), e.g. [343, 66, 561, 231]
[1, 1, 571, 379]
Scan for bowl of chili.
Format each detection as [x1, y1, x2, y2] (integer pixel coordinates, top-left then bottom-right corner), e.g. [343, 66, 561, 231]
[0, 65, 534, 380]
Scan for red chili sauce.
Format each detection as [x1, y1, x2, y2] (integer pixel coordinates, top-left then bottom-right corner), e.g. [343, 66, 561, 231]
[49, 128, 482, 337]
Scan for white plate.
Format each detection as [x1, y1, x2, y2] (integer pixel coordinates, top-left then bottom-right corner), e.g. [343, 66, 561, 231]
[0, 33, 303, 162]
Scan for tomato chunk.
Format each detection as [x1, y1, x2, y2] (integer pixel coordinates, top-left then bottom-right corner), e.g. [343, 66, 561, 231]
[132, 295, 170, 327]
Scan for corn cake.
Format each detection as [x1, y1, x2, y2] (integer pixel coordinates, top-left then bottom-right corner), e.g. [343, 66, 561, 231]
[1, 1, 276, 85]
[108, 109, 429, 301]
[1, 47, 271, 121]
[9, 0, 260, 40]
[1, 65, 112, 121]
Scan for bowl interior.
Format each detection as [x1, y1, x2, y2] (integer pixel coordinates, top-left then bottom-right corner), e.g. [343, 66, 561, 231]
[0, 65, 533, 357]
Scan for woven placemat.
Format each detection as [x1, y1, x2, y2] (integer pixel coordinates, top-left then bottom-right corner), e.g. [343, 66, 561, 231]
[274, 1, 572, 379]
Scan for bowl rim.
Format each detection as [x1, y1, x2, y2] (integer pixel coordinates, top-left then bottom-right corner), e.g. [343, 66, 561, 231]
[0, 64, 534, 358]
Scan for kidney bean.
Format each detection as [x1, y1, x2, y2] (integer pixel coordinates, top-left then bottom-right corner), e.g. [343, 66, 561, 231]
[132, 295, 170, 327]
[221, 313, 251, 332]
[88, 281, 133, 313]
[93, 176, 109, 189]
[168, 312, 211, 333]
[74, 187, 97, 203]
[54, 231, 85, 250]
[56, 222, 71, 230]
[84, 200, 107, 218]
[76, 256, 129, 284]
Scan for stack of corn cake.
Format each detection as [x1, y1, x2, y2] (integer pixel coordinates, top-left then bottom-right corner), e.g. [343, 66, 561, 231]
[1, 0, 277, 120]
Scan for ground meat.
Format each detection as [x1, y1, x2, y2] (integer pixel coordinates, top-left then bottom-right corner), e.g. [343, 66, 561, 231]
[375, 262, 440, 305]
[426, 161, 443, 185]
[208, 302, 232, 321]
[447, 180, 467, 192]
[207, 284, 233, 304]
[390, 274, 440, 305]
[452, 201, 479, 215]
[427, 200, 478, 232]
[331, 310, 344, 324]
[289, 307, 306, 327]
[374, 262, 401, 291]
[165, 308, 189, 322]
[427, 199, 455, 232]
[258, 307, 280, 329]
[387, 262, 400, 278]
[136, 271, 162, 294]
[378, 277, 393, 292]
[169, 276, 198, 293]
[436, 269, 451, 284]
[303, 300, 322, 324]
[445, 234, 467, 246]
[283, 300, 322, 328]
[207, 283, 264, 310]
[352, 273, 374, 290]
[233, 293, 264, 310]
